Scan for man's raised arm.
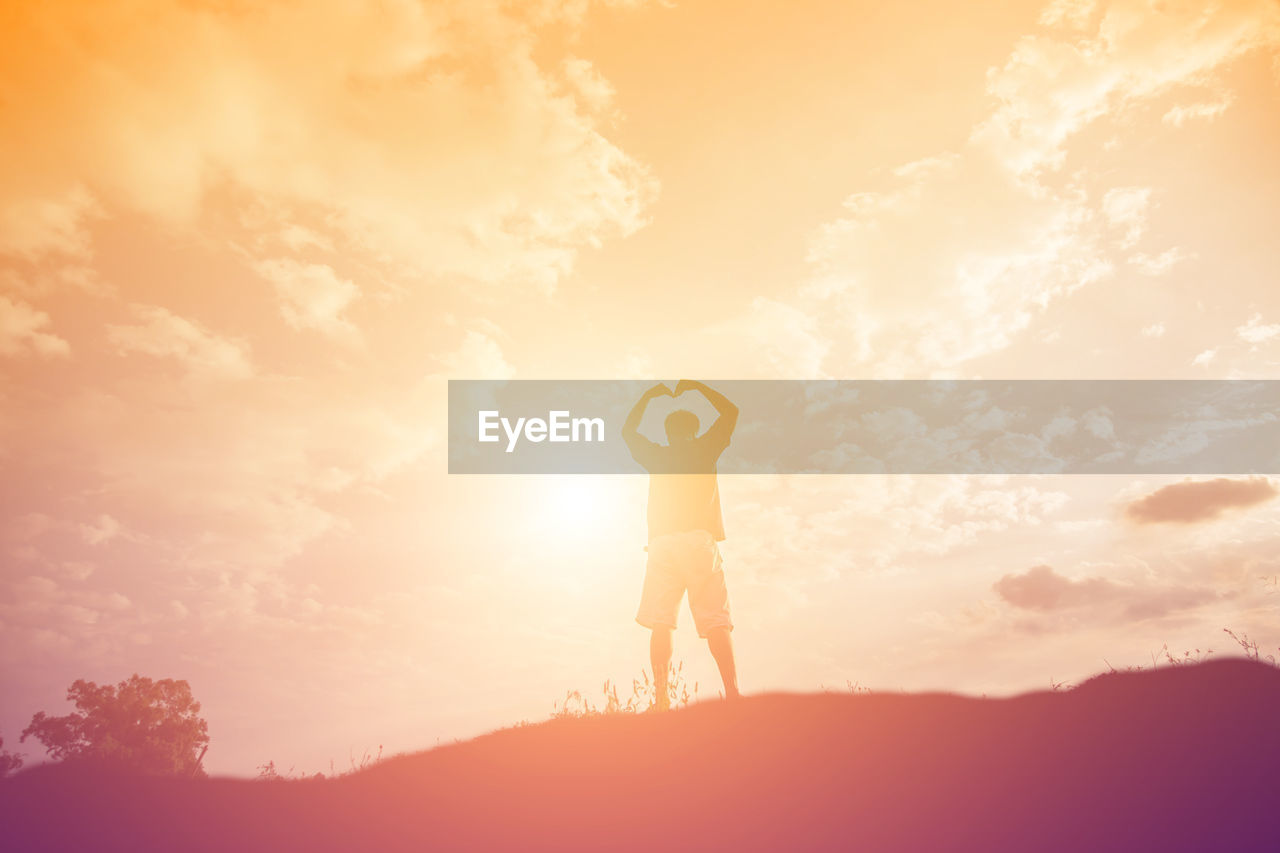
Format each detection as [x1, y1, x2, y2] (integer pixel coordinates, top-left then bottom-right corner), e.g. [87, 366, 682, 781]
[675, 379, 738, 443]
[622, 382, 671, 453]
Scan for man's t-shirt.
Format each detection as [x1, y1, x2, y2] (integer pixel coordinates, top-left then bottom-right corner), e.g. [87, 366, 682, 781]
[624, 418, 732, 542]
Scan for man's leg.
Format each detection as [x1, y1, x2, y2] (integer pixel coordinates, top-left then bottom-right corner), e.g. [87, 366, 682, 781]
[650, 626, 673, 710]
[706, 626, 740, 699]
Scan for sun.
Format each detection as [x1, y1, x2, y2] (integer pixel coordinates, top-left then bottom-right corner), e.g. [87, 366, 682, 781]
[522, 475, 634, 544]
[542, 477, 610, 527]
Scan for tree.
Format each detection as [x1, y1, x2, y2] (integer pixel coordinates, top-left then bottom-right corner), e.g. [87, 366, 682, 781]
[21, 674, 210, 777]
[0, 735, 23, 778]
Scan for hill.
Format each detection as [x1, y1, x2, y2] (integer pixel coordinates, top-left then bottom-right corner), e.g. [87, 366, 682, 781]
[4, 659, 1278, 852]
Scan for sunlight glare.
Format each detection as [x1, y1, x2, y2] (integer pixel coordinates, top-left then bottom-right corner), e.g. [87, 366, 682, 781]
[539, 477, 612, 531]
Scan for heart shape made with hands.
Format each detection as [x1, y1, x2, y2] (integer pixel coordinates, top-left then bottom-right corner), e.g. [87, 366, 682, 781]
[654, 381, 701, 399]
[649, 388, 696, 413]
[650, 383, 712, 424]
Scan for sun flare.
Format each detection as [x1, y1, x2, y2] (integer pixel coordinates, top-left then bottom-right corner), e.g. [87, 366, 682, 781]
[537, 477, 621, 534]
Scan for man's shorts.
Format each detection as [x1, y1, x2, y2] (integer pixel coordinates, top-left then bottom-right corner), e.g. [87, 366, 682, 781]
[636, 529, 733, 638]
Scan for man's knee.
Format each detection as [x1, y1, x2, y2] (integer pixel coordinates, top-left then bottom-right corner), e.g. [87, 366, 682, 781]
[704, 625, 732, 643]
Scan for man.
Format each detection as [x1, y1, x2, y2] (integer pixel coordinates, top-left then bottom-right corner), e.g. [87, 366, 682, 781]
[622, 379, 740, 710]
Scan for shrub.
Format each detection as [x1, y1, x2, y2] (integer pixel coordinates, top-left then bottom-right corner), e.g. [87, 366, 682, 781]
[1223, 628, 1278, 666]
[552, 661, 697, 718]
[21, 674, 209, 777]
[0, 735, 23, 778]
[256, 745, 383, 781]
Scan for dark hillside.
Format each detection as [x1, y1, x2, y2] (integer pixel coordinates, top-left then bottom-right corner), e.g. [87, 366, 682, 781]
[4, 659, 1278, 852]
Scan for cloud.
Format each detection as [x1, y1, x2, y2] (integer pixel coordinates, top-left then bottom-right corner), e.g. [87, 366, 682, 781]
[728, 476, 1071, 591]
[993, 563, 1217, 621]
[708, 1, 1280, 378]
[1237, 312, 1280, 345]
[561, 57, 616, 114]
[0, 263, 110, 303]
[79, 514, 124, 546]
[1038, 0, 1097, 30]
[0, 0, 655, 295]
[439, 330, 515, 379]
[789, 153, 1114, 375]
[0, 294, 70, 357]
[1133, 403, 1278, 466]
[974, 0, 1280, 175]
[0, 570, 138, 663]
[1141, 322, 1166, 338]
[1128, 246, 1191, 276]
[1192, 348, 1217, 367]
[106, 305, 253, 378]
[3, 367, 440, 579]
[706, 297, 831, 377]
[0, 185, 99, 259]
[1124, 477, 1278, 524]
[1162, 97, 1233, 127]
[994, 564, 1120, 610]
[1101, 186, 1150, 249]
[252, 259, 361, 344]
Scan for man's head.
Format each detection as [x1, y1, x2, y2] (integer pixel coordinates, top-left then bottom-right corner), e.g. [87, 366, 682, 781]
[664, 410, 700, 443]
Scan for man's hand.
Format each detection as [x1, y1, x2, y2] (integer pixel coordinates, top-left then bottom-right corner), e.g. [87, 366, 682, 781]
[624, 382, 672, 449]
[646, 382, 673, 398]
[673, 380, 738, 440]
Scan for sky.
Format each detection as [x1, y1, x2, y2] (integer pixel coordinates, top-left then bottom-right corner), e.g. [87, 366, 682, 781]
[2, 0, 1280, 776]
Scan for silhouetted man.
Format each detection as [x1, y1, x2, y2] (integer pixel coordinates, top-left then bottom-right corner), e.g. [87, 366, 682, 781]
[622, 379, 740, 709]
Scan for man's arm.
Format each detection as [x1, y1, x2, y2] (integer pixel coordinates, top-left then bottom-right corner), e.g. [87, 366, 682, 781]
[674, 379, 738, 447]
[622, 382, 671, 461]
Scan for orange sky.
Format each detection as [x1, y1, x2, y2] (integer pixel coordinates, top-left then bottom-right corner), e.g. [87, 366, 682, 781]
[3, 0, 1280, 775]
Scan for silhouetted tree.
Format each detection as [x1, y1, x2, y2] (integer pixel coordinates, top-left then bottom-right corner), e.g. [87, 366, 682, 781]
[21, 674, 209, 777]
[0, 735, 23, 778]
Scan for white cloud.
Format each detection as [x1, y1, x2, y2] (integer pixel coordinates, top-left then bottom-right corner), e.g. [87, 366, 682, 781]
[1101, 187, 1151, 249]
[562, 57, 616, 114]
[0, 185, 98, 259]
[278, 224, 333, 254]
[729, 475, 1071, 590]
[79, 514, 124, 546]
[974, 0, 1280, 176]
[0, 294, 71, 357]
[0, 1, 656, 292]
[711, 0, 1280, 377]
[613, 347, 654, 378]
[1236, 312, 1280, 345]
[1162, 97, 1233, 127]
[707, 297, 831, 378]
[252, 259, 361, 344]
[1141, 322, 1166, 338]
[106, 304, 253, 378]
[1038, 0, 1097, 29]
[439, 330, 515, 379]
[1191, 348, 1217, 367]
[790, 155, 1114, 375]
[1129, 246, 1191, 276]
